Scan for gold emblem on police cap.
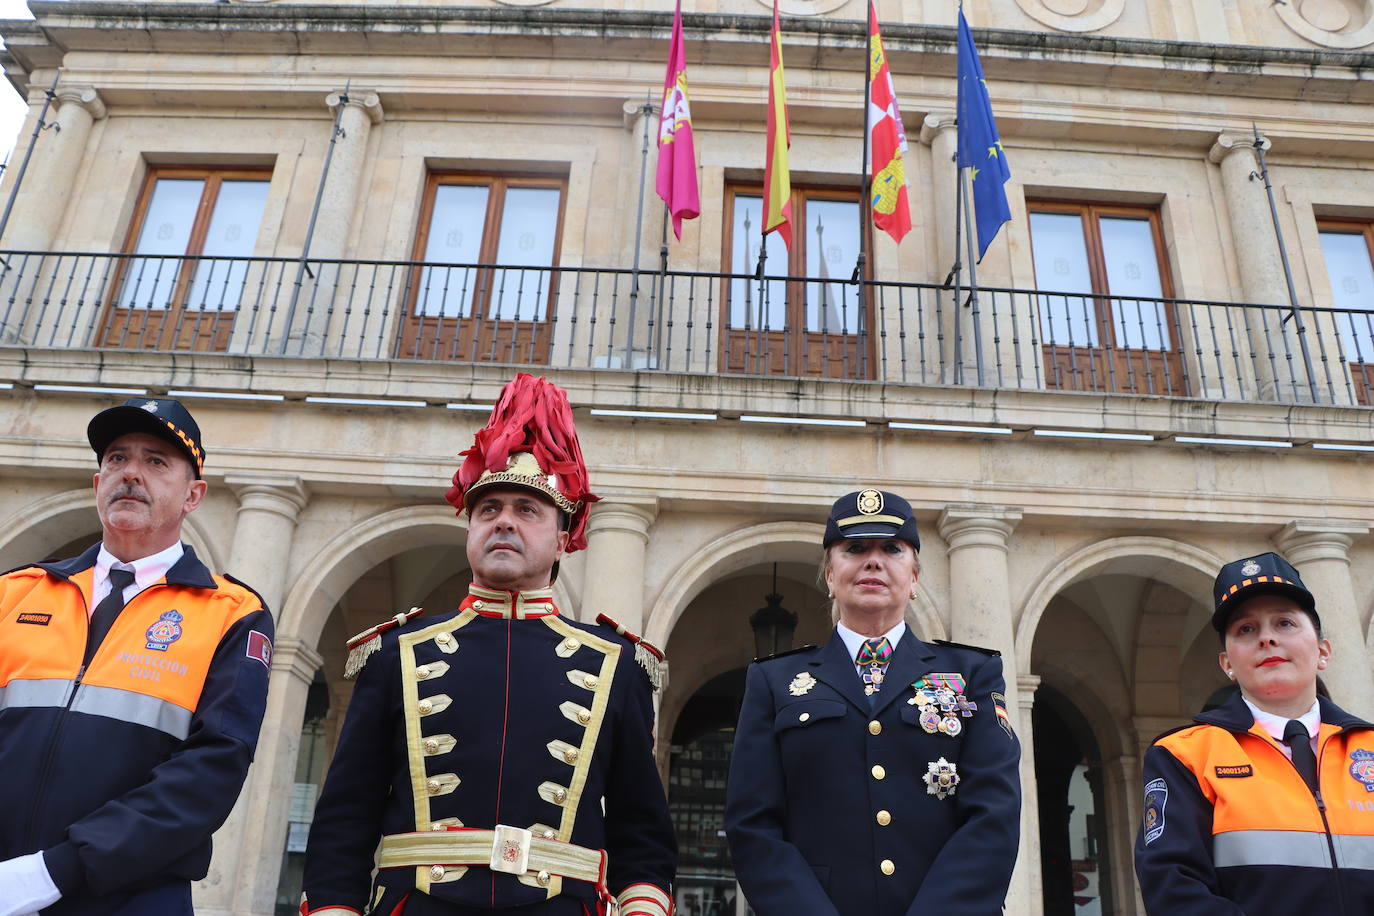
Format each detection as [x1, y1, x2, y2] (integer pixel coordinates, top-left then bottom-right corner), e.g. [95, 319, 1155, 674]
[788, 671, 817, 697]
[1241, 560, 1261, 577]
[857, 489, 884, 515]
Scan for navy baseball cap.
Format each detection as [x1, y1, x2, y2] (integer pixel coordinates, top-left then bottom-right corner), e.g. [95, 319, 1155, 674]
[88, 397, 205, 478]
[823, 489, 920, 552]
[1211, 552, 1317, 633]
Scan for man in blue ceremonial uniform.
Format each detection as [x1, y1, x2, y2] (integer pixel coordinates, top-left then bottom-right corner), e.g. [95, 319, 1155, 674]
[301, 374, 676, 916]
[725, 489, 1020, 916]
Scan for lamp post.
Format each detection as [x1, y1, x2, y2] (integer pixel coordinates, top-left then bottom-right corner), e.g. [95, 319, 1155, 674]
[749, 563, 797, 659]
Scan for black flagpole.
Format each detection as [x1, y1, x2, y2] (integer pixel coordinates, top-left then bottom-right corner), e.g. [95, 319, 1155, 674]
[851, 0, 873, 284]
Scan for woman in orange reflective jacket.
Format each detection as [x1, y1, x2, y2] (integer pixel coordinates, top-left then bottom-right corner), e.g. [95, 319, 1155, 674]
[1134, 552, 1374, 915]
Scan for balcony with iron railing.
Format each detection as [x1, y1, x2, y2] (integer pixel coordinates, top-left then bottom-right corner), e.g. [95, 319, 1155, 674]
[0, 249, 1370, 408]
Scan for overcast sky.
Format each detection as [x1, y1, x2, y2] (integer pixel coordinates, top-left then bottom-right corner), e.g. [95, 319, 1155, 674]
[0, 0, 39, 162]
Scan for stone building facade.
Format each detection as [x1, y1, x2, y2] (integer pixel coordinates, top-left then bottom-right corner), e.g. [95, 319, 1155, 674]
[0, 1, 1373, 914]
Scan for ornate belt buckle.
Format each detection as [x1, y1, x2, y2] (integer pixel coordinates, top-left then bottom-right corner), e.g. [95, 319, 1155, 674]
[489, 824, 532, 875]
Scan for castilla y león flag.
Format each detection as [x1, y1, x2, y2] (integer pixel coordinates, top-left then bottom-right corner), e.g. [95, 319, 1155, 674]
[867, 2, 910, 244]
[656, 0, 700, 241]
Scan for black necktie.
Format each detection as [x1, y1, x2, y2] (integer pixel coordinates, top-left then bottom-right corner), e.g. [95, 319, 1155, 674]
[1283, 718, 1320, 796]
[86, 566, 136, 665]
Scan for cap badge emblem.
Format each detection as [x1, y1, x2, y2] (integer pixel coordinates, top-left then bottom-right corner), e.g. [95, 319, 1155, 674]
[1241, 560, 1261, 577]
[141, 400, 160, 413]
[788, 671, 817, 697]
[924, 757, 960, 800]
[857, 489, 884, 515]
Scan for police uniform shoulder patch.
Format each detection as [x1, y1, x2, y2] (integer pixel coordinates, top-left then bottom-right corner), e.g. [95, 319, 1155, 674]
[933, 638, 1001, 657]
[1143, 777, 1168, 845]
[343, 607, 424, 680]
[596, 613, 666, 692]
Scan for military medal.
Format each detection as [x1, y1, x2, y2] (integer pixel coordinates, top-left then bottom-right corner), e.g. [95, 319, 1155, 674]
[939, 716, 962, 737]
[924, 757, 960, 800]
[789, 671, 817, 696]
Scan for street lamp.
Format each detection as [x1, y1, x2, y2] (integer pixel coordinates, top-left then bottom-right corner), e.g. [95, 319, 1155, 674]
[749, 563, 797, 659]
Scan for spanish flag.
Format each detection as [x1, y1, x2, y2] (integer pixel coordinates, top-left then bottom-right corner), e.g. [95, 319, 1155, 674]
[764, 0, 792, 250]
[867, 2, 910, 244]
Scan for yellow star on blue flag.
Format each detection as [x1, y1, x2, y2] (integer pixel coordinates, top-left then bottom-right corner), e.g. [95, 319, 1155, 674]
[956, 10, 1011, 261]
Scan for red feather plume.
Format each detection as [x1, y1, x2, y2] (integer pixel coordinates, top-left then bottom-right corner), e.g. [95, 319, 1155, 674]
[446, 373, 599, 552]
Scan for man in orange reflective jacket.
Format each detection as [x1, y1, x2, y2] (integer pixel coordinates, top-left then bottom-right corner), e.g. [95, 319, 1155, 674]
[1135, 552, 1374, 914]
[0, 398, 274, 916]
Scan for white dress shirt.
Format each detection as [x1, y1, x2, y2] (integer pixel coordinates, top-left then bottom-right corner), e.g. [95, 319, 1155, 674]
[1243, 696, 1321, 760]
[91, 541, 184, 615]
[837, 619, 907, 681]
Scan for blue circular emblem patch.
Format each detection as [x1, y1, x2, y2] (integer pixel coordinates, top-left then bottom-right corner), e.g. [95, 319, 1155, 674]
[145, 609, 184, 652]
[1351, 749, 1374, 793]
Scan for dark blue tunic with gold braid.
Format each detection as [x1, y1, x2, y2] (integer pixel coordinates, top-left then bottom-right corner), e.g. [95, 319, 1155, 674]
[301, 585, 676, 916]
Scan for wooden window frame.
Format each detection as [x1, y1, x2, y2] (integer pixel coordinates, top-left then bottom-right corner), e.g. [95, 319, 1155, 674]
[1027, 199, 1183, 394]
[1316, 217, 1374, 404]
[720, 183, 873, 379]
[100, 165, 272, 352]
[396, 171, 567, 363]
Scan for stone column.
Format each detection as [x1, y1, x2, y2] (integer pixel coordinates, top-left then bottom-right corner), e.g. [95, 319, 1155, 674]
[937, 504, 1029, 916]
[920, 112, 960, 383]
[1017, 674, 1044, 916]
[1208, 129, 1315, 400]
[283, 90, 382, 354]
[614, 98, 660, 369]
[1275, 520, 1374, 708]
[2, 85, 106, 252]
[225, 475, 310, 609]
[579, 498, 657, 631]
[193, 476, 309, 915]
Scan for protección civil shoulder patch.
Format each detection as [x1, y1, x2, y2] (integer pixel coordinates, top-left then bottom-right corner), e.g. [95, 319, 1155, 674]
[1215, 765, 1253, 778]
[1143, 778, 1168, 846]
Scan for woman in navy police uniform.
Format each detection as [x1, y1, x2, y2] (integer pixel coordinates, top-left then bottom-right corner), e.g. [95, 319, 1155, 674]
[724, 489, 1021, 916]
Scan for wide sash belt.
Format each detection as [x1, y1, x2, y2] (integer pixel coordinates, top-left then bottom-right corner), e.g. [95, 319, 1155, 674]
[378, 827, 607, 885]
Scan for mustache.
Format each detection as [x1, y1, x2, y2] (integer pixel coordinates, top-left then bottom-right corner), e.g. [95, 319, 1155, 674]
[107, 486, 149, 506]
[484, 533, 524, 554]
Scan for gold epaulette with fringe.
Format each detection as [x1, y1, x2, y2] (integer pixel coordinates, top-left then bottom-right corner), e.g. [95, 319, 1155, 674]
[343, 607, 424, 680]
[595, 613, 665, 692]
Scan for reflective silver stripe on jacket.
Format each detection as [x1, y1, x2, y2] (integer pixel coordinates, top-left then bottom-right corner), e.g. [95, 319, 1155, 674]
[1333, 834, 1374, 870]
[1214, 830, 1333, 869]
[69, 684, 193, 740]
[0, 678, 76, 709]
[1214, 830, 1374, 870]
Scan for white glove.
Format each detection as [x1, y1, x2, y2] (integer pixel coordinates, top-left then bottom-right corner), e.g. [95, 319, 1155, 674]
[0, 852, 61, 916]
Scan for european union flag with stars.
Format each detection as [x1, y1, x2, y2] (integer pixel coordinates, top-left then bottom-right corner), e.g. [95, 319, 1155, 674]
[956, 9, 1011, 261]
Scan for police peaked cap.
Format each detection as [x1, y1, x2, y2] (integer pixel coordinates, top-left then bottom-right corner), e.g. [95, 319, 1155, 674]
[823, 489, 920, 552]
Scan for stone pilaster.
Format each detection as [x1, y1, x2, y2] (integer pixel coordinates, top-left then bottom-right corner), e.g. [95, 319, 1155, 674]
[196, 638, 323, 916]
[1017, 674, 1044, 916]
[1274, 520, 1373, 708]
[2, 85, 106, 252]
[580, 498, 657, 631]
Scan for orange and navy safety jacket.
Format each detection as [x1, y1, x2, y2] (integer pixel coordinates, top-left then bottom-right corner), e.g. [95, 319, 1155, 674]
[1135, 691, 1374, 915]
[0, 542, 274, 916]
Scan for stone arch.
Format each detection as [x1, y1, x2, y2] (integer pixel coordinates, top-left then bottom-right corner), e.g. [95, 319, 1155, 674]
[1016, 535, 1221, 672]
[645, 520, 945, 648]
[0, 485, 220, 570]
[278, 505, 471, 648]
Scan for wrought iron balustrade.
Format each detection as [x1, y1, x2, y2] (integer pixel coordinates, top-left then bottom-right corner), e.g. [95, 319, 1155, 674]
[0, 249, 1367, 405]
